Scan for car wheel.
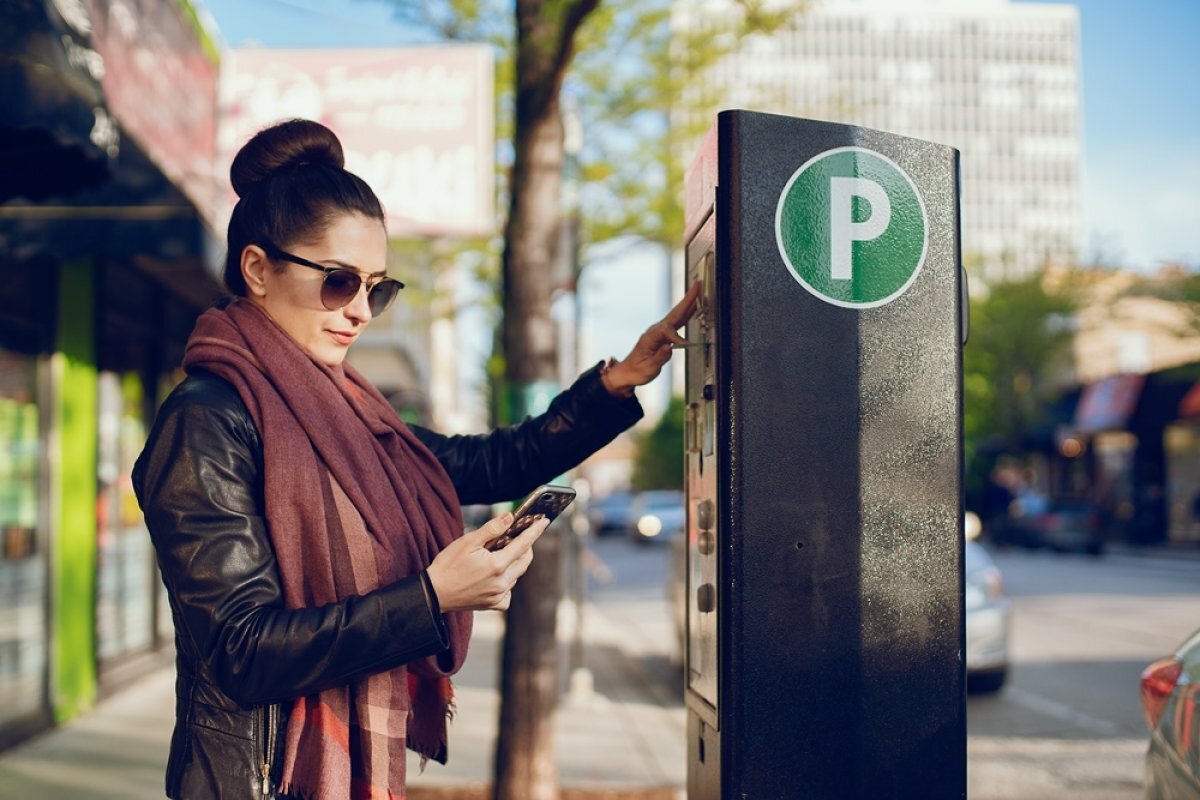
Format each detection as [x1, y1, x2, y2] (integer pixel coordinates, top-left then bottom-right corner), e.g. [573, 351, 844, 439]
[967, 667, 1007, 694]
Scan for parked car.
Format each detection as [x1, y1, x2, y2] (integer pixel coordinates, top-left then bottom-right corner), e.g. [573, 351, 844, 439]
[964, 519, 1012, 693]
[1005, 499, 1104, 555]
[1141, 628, 1200, 799]
[666, 509, 1012, 692]
[1028, 500, 1105, 555]
[588, 490, 636, 537]
[628, 490, 686, 544]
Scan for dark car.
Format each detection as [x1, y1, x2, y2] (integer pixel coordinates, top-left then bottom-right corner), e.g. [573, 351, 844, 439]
[588, 490, 636, 537]
[1026, 500, 1104, 555]
[1141, 628, 1200, 799]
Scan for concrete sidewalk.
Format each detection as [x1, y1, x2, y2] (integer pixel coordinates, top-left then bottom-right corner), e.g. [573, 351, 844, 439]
[0, 594, 686, 800]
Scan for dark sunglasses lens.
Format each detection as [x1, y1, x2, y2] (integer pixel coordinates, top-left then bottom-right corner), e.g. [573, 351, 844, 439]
[368, 280, 401, 316]
[320, 270, 362, 309]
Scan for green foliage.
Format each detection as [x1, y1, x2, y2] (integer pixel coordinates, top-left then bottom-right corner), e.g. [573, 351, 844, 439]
[176, 0, 221, 63]
[963, 273, 1077, 496]
[368, 0, 807, 261]
[570, 0, 806, 252]
[631, 394, 685, 490]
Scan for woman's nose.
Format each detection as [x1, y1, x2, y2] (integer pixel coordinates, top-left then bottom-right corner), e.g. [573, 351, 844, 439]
[343, 282, 373, 323]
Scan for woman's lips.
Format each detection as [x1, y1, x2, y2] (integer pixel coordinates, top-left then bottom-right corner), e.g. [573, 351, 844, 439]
[327, 330, 357, 346]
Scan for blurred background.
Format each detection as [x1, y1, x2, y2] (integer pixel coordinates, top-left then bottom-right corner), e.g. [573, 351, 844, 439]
[1, 0, 1198, 797]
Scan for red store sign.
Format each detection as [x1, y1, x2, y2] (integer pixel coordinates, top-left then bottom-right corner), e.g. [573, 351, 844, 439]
[88, 0, 221, 224]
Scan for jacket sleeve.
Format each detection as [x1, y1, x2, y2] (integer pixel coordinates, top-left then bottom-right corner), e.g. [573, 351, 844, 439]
[409, 362, 644, 506]
[133, 382, 450, 707]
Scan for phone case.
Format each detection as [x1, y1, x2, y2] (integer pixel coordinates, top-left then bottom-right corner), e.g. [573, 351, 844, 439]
[487, 486, 576, 550]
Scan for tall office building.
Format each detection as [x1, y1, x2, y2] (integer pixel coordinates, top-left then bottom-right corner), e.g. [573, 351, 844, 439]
[676, 0, 1083, 284]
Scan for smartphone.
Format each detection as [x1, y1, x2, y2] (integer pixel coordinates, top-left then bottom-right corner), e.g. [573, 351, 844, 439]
[486, 484, 577, 551]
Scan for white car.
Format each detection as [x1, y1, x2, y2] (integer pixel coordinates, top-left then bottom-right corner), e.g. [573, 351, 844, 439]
[965, 512, 1012, 693]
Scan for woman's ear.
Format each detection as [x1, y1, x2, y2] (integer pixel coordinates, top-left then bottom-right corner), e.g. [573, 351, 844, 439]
[241, 245, 270, 299]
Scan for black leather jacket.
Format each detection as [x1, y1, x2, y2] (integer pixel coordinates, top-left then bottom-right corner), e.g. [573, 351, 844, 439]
[132, 363, 642, 799]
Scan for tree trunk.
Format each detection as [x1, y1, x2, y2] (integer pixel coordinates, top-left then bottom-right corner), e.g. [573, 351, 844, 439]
[493, 2, 597, 800]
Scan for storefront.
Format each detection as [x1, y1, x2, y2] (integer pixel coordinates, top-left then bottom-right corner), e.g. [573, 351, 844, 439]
[1059, 368, 1200, 548]
[0, 311, 52, 744]
[0, 0, 221, 747]
[1165, 379, 1200, 546]
[94, 259, 198, 684]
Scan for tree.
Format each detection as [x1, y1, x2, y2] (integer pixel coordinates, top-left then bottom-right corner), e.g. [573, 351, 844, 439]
[569, 1, 801, 252]
[962, 272, 1077, 500]
[491, 5, 601, 800]
[371, 3, 806, 798]
[631, 394, 685, 490]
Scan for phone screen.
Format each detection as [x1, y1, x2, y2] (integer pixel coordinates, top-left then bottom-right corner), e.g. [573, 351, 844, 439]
[486, 485, 576, 551]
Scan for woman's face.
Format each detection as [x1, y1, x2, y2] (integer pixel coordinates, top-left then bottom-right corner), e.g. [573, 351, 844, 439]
[243, 213, 389, 367]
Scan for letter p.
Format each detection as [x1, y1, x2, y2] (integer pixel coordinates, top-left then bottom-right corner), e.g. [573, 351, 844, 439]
[830, 177, 891, 281]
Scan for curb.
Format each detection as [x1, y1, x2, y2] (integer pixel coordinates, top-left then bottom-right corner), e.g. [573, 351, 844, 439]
[411, 788, 683, 800]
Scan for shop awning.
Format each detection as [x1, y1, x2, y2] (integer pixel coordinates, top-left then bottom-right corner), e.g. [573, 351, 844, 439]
[1074, 374, 1145, 433]
[1, 1, 223, 307]
[0, 2, 116, 201]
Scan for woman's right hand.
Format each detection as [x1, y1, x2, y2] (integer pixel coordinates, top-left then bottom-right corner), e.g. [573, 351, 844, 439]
[425, 512, 551, 612]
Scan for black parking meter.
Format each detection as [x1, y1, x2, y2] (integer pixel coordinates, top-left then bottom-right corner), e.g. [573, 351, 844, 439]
[683, 110, 965, 799]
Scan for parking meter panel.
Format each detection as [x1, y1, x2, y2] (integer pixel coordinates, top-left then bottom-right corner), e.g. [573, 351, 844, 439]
[684, 110, 964, 800]
[684, 212, 720, 719]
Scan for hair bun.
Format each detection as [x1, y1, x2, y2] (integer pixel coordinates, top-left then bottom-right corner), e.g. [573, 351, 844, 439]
[230, 119, 345, 198]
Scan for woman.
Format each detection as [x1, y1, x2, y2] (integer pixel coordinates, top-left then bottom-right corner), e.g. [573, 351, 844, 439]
[133, 118, 698, 800]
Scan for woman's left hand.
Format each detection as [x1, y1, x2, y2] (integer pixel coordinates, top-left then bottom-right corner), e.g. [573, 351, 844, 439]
[601, 281, 703, 398]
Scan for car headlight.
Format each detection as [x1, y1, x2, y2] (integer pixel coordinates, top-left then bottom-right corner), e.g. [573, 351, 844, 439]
[637, 514, 663, 537]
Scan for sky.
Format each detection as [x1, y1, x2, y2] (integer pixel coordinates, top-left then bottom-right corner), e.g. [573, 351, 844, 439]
[201, 0, 1200, 273]
[198, 0, 1199, 422]
[1025, 0, 1200, 270]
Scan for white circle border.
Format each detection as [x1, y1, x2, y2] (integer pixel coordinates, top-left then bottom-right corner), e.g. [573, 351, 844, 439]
[773, 145, 929, 310]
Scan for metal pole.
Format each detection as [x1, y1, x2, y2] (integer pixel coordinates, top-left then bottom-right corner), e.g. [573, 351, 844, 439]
[560, 95, 596, 705]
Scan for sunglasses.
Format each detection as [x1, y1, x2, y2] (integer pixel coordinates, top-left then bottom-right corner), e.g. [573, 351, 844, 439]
[260, 243, 404, 316]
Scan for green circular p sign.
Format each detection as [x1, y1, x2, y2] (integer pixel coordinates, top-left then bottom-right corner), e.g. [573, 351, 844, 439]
[775, 146, 927, 309]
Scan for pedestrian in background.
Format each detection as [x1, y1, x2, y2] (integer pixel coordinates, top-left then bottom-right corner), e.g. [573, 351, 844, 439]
[133, 118, 700, 800]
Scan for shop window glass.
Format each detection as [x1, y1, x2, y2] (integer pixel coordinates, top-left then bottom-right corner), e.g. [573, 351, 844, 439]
[96, 371, 155, 664]
[0, 347, 47, 726]
[1166, 424, 1200, 544]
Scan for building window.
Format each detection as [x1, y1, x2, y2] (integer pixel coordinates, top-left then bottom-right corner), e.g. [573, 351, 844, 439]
[0, 346, 47, 730]
[96, 370, 158, 667]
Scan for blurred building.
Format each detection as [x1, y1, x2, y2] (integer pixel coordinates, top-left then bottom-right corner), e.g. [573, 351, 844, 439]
[1, 0, 223, 749]
[1043, 268, 1200, 548]
[674, 0, 1083, 284]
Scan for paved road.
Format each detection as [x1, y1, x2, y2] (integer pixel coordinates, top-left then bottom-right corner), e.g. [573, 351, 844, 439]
[968, 547, 1200, 800]
[585, 534, 1200, 799]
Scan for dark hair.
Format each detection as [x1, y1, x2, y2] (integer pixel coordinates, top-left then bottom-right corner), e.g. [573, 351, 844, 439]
[224, 119, 386, 296]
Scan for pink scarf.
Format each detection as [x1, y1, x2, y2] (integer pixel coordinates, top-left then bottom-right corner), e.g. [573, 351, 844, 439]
[183, 298, 471, 799]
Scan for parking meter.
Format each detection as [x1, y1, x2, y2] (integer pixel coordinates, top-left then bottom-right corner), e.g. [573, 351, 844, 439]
[683, 110, 965, 799]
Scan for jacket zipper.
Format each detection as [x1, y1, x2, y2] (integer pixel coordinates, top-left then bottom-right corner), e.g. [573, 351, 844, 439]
[260, 703, 278, 796]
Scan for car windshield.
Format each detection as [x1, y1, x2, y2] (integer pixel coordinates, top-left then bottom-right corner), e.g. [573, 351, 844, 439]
[595, 493, 632, 509]
[964, 540, 992, 574]
[641, 491, 683, 509]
